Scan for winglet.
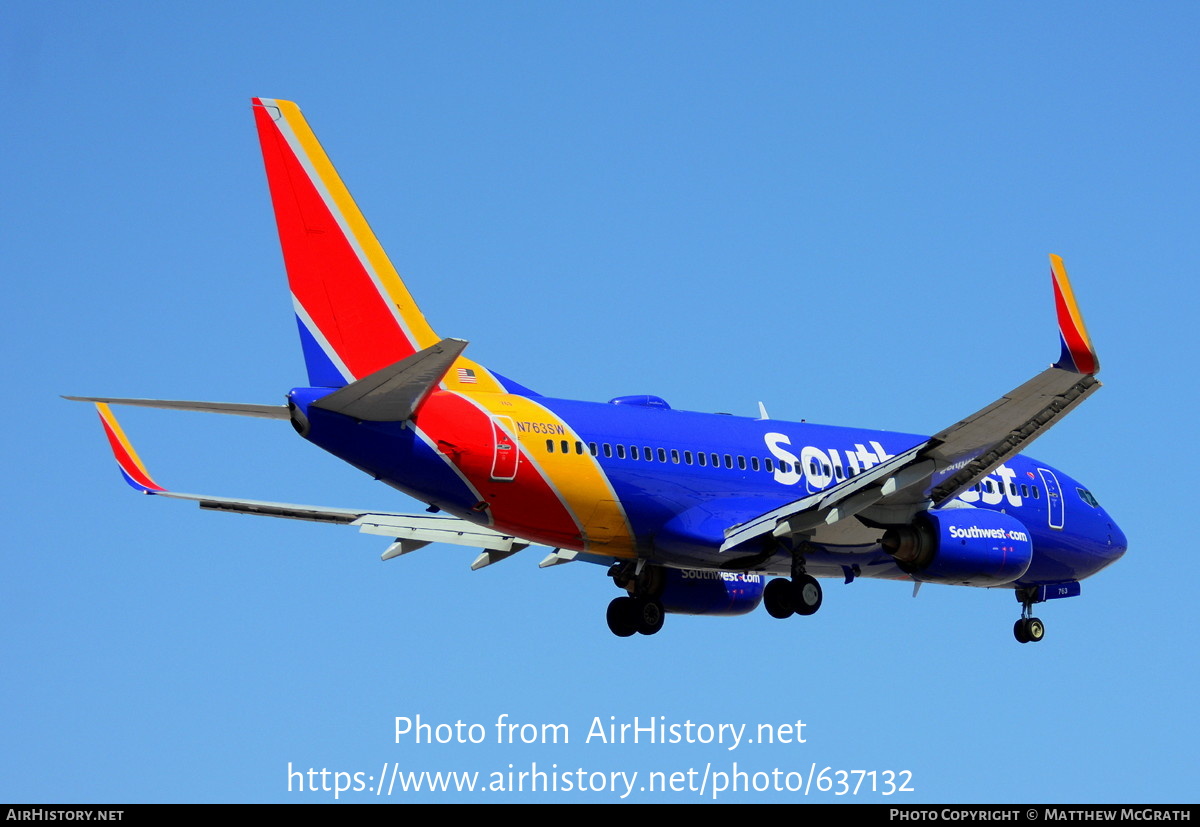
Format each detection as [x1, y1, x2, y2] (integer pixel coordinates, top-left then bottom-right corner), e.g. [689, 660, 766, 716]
[94, 403, 165, 493]
[1051, 255, 1099, 375]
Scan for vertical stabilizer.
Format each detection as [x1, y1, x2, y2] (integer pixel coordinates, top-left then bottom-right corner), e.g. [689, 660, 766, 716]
[252, 98, 502, 393]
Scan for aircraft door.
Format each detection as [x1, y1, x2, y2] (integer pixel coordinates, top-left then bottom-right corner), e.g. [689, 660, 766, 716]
[1037, 467, 1065, 530]
[490, 416, 519, 481]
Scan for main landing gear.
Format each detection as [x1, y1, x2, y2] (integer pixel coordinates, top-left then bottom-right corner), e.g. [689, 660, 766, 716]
[762, 544, 823, 620]
[1013, 588, 1046, 644]
[606, 595, 665, 637]
[605, 561, 665, 637]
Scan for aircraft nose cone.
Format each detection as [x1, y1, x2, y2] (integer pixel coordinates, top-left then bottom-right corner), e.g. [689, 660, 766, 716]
[1105, 516, 1127, 562]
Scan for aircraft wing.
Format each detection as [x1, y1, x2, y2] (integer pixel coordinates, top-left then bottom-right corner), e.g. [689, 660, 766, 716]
[721, 255, 1101, 551]
[85, 401, 532, 564]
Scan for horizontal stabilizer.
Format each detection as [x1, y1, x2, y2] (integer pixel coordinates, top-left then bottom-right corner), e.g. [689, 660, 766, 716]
[311, 338, 467, 421]
[65, 396, 289, 419]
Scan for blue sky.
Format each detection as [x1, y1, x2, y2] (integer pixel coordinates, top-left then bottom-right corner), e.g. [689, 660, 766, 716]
[4, 1, 1197, 803]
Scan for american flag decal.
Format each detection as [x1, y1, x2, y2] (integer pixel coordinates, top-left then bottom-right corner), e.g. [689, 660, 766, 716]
[457, 368, 477, 384]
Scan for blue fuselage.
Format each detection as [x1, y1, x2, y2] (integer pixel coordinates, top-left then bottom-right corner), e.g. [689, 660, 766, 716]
[293, 389, 1126, 589]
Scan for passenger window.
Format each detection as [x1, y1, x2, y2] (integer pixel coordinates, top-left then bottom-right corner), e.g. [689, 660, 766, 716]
[603, 443, 612, 458]
[765, 458, 774, 472]
[616, 444, 626, 459]
[576, 441, 584, 455]
[644, 446, 652, 461]
[589, 442, 598, 456]
[1032, 487, 1040, 499]
[658, 448, 667, 463]
[546, 439, 554, 453]
[671, 449, 680, 464]
[724, 454, 733, 469]
[751, 457, 760, 472]
[1021, 484, 1029, 498]
[631, 445, 640, 460]
[834, 465, 843, 480]
[561, 440, 570, 454]
[710, 453, 719, 467]
[737, 456, 746, 470]
[698, 452, 707, 467]
[684, 450, 693, 465]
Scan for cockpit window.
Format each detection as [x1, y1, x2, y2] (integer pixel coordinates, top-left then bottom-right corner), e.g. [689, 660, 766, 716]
[1077, 487, 1100, 508]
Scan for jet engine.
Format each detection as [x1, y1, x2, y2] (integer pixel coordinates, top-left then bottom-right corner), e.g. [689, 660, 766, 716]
[881, 509, 1034, 586]
[616, 565, 766, 616]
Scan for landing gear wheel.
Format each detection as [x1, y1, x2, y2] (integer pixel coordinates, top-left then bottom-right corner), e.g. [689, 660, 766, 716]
[763, 578, 795, 619]
[1013, 617, 1046, 643]
[635, 598, 665, 636]
[606, 597, 638, 637]
[1025, 617, 1045, 643]
[792, 574, 823, 616]
[1013, 619, 1030, 644]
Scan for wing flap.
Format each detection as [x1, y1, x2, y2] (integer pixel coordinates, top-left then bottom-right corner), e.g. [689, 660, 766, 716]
[722, 444, 925, 550]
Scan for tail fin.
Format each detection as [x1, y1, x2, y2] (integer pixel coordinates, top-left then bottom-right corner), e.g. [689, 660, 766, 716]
[252, 98, 504, 393]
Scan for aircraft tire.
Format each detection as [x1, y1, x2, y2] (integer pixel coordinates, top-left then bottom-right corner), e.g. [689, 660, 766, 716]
[1013, 619, 1030, 643]
[1026, 617, 1045, 643]
[606, 597, 639, 637]
[793, 575, 823, 616]
[636, 598, 665, 636]
[763, 578, 794, 619]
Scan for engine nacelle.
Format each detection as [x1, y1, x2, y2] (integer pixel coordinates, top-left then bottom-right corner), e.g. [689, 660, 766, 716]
[882, 509, 1034, 586]
[627, 567, 765, 616]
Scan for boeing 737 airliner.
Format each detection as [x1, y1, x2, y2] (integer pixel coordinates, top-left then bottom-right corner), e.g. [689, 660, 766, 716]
[69, 99, 1126, 643]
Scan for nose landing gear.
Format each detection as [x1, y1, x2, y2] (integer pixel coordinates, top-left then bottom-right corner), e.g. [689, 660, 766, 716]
[1014, 588, 1046, 644]
[1013, 616, 1045, 644]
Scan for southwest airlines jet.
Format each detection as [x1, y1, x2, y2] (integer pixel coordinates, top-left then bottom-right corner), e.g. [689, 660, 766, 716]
[69, 99, 1126, 644]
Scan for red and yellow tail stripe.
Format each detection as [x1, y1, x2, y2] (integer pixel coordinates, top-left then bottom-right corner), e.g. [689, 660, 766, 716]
[451, 393, 636, 554]
[252, 98, 501, 394]
[254, 99, 635, 557]
[95, 403, 164, 493]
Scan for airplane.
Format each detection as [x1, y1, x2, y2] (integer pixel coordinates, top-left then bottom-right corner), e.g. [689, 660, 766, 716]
[68, 98, 1127, 644]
